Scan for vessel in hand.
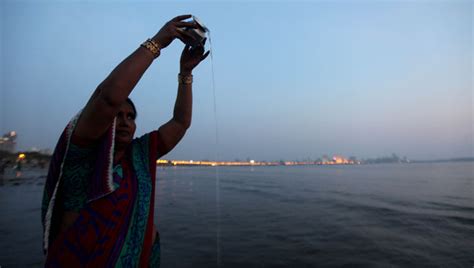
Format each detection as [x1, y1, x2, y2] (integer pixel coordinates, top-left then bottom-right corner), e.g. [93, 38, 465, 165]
[183, 16, 209, 48]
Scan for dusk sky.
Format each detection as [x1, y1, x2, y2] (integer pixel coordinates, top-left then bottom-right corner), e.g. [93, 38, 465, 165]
[1, 0, 472, 161]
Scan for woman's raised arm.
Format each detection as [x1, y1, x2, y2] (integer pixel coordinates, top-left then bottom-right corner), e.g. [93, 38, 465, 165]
[156, 41, 209, 156]
[73, 15, 199, 143]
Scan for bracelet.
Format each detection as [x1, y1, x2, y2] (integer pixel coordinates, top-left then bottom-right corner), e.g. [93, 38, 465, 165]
[178, 73, 193, 85]
[140, 38, 160, 58]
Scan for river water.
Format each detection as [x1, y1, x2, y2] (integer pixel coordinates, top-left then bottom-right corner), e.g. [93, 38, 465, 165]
[1, 163, 473, 267]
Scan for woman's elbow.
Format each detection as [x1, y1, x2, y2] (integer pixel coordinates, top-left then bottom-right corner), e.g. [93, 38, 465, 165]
[173, 117, 191, 130]
[180, 120, 191, 130]
[97, 82, 127, 108]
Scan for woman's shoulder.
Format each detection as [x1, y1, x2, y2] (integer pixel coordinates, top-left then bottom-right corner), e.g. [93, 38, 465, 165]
[130, 130, 165, 162]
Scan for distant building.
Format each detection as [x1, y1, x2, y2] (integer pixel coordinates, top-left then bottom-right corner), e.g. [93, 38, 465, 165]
[0, 131, 17, 153]
[332, 155, 349, 164]
[40, 148, 53, 156]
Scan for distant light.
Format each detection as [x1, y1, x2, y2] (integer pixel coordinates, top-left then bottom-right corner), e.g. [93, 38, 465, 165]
[10, 131, 16, 136]
[18, 153, 26, 160]
[250, 160, 255, 164]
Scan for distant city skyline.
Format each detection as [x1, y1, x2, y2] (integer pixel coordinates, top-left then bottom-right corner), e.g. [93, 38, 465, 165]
[1, 130, 468, 162]
[1, 1, 472, 161]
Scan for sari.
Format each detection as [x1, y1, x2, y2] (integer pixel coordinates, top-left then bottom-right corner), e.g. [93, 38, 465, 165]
[41, 113, 162, 267]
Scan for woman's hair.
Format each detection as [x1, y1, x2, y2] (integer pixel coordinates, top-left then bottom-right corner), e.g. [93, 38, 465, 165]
[126, 98, 137, 120]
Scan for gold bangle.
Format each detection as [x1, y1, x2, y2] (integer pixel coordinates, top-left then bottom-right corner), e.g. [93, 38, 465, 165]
[140, 38, 160, 58]
[178, 73, 193, 85]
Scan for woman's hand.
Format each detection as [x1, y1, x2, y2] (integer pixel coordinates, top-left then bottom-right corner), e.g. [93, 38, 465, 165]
[152, 15, 199, 49]
[180, 41, 210, 74]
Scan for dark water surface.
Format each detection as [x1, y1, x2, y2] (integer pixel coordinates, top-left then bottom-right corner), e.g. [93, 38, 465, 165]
[1, 163, 473, 267]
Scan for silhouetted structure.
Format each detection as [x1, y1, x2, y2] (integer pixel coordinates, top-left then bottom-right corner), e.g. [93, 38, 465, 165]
[0, 131, 17, 153]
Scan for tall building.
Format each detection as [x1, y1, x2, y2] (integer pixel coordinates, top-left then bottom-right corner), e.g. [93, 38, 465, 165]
[0, 131, 17, 153]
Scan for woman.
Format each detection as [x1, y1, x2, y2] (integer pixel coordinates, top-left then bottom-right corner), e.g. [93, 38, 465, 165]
[41, 15, 209, 267]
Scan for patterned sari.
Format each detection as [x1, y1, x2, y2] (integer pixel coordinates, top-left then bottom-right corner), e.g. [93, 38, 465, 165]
[41, 113, 162, 267]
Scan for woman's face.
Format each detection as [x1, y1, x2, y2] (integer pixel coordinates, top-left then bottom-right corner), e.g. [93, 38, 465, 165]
[115, 102, 136, 145]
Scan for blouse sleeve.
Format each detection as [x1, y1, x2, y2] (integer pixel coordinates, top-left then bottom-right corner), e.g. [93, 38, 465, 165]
[132, 130, 167, 166]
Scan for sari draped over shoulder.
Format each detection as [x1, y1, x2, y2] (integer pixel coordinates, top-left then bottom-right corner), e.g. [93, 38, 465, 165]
[41, 112, 162, 267]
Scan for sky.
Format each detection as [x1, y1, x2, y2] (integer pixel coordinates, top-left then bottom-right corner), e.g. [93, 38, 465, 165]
[1, 0, 472, 161]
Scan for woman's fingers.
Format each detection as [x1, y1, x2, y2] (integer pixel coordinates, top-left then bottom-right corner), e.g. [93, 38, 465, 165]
[175, 21, 198, 29]
[153, 15, 198, 49]
[175, 28, 188, 42]
[176, 28, 199, 44]
[194, 45, 205, 55]
[183, 44, 191, 53]
[201, 50, 210, 61]
[181, 48, 209, 72]
[172, 14, 192, 22]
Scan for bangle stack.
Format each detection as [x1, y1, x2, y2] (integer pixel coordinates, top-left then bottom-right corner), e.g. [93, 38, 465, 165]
[178, 73, 193, 85]
[140, 38, 161, 58]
